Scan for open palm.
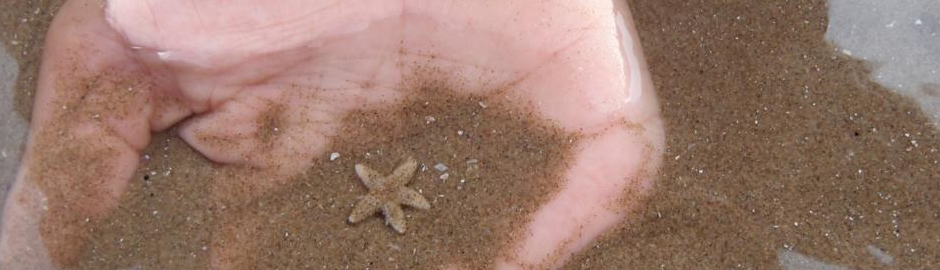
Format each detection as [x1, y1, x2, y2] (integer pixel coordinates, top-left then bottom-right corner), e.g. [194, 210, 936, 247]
[0, 0, 664, 269]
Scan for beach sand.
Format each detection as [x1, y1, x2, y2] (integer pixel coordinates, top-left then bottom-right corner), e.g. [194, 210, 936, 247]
[565, 1, 940, 269]
[76, 86, 576, 269]
[2, 0, 939, 269]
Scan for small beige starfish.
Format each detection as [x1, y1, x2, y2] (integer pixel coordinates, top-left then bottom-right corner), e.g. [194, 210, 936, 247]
[348, 157, 430, 233]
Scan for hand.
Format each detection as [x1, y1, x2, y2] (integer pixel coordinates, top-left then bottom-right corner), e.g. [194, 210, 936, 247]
[0, 0, 664, 269]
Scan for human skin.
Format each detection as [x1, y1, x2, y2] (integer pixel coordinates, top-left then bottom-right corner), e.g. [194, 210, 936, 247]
[0, 0, 664, 269]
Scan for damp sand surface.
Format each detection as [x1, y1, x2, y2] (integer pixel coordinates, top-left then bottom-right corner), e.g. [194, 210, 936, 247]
[3, 0, 940, 269]
[76, 88, 576, 269]
[564, 0, 940, 269]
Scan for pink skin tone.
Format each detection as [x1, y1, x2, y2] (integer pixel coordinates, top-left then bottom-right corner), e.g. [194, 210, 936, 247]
[0, 0, 664, 269]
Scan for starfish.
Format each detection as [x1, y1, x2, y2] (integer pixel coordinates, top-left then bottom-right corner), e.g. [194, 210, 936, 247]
[348, 157, 430, 233]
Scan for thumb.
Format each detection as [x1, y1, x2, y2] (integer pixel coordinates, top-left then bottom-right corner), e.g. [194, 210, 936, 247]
[0, 0, 159, 268]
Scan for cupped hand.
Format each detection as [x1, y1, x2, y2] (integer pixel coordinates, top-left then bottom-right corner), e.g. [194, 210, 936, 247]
[0, 0, 664, 269]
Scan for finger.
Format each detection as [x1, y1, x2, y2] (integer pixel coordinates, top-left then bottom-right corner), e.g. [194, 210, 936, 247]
[493, 1, 666, 268]
[0, 0, 160, 267]
[105, 0, 408, 119]
[501, 126, 661, 269]
[176, 59, 405, 199]
[105, 0, 402, 69]
[401, 1, 663, 267]
[176, 87, 337, 202]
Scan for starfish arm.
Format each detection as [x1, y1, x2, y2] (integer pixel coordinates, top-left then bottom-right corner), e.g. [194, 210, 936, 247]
[388, 157, 419, 186]
[382, 202, 407, 233]
[354, 164, 383, 190]
[348, 195, 381, 223]
[398, 187, 430, 210]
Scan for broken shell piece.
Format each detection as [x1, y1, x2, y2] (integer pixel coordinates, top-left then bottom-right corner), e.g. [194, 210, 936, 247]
[465, 160, 481, 180]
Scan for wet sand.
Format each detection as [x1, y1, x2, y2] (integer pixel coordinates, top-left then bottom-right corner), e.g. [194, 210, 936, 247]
[2, 0, 939, 269]
[565, 1, 940, 268]
[76, 87, 576, 269]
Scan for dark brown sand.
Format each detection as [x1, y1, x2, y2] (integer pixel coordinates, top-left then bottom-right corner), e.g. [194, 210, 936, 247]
[3, 0, 940, 269]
